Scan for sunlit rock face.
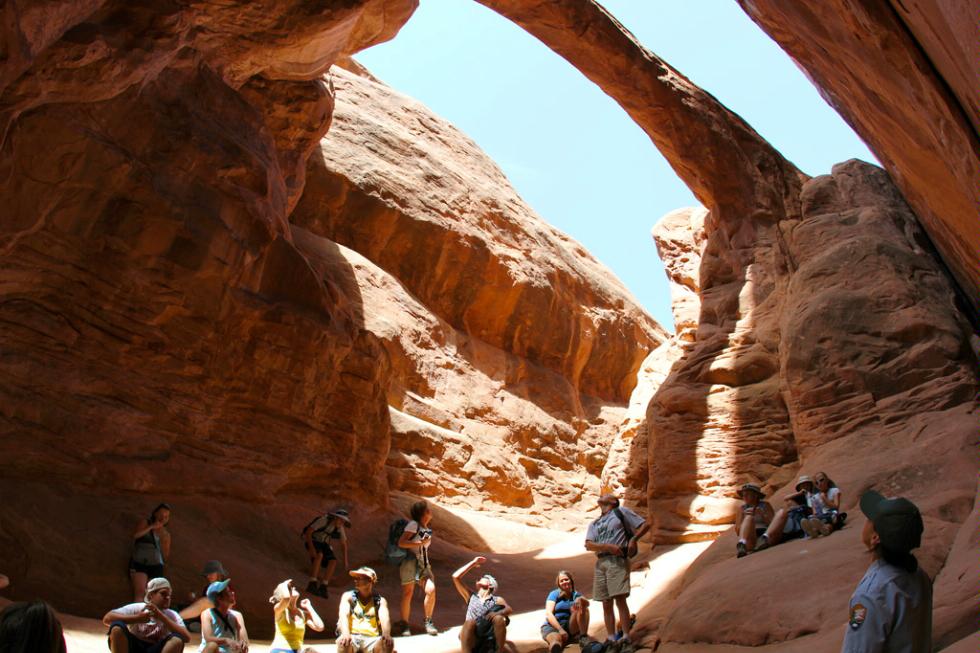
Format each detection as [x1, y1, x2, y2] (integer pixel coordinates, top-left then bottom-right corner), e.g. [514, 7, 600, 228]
[737, 0, 980, 320]
[0, 0, 666, 626]
[292, 67, 665, 524]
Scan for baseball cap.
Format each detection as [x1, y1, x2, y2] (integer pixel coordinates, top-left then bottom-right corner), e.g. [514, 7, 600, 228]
[206, 578, 232, 602]
[349, 567, 377, 582]
[860, 490, 923, 553]
[144, 577, 172, 601]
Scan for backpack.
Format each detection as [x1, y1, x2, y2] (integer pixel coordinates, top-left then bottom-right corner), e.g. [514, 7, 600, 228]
[383, 518, 410, 565]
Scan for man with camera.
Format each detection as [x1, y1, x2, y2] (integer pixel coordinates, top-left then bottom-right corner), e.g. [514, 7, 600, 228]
[585, 493, 649, 649]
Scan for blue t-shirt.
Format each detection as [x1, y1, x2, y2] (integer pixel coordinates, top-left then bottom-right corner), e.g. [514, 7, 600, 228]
[544, 589, 582, 627]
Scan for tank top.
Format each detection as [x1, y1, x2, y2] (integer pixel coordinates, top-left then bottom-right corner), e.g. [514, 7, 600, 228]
[270, 609, 305, 650]
[199, 609, 240, 653]
[349, 593, 381, 637]
[132, 530, 164, 566]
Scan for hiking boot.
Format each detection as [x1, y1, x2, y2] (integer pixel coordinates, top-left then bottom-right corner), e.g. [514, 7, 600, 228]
[399, 622, 412, 637]
[316, 584, 329, 598]
[736, 541, 748, 558]
[579, 634, 592, 649]
[754, 534, 770, 552]
[837, 512, 848, 527]
[305, 580, 318, 594]
[802, 517, 819, 539]
[424, 618, 438, 636]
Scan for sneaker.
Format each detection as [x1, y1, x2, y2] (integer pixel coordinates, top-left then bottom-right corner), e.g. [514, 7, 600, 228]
[736, 541, 748, 558]
[837, 512, 848, 527]
[424, 618, 438, 636]
[754, 534, 770, 552]
[316, 584, 329, 598]
[398, 622, 412, 637]
[305, 580, 318, 594]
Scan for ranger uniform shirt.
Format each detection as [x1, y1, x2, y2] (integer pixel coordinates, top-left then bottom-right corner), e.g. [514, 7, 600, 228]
[841, 559, 932, 653]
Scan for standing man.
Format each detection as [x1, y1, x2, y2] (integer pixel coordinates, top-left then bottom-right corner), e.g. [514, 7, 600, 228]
[336, 567, 394, 653]
[103, 577, 190, 653]
[584, 493, 650, 648]
[841, 491, 931, 652]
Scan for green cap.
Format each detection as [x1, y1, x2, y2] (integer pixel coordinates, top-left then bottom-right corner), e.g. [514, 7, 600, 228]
[859, 490, 923, 553]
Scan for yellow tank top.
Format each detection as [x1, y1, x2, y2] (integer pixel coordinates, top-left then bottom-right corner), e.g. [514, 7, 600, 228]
[350, 594, 380, 637]
[270, 609, 306, 650]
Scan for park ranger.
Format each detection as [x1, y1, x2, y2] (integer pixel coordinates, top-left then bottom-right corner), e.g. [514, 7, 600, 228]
[842, 490, 931, 652]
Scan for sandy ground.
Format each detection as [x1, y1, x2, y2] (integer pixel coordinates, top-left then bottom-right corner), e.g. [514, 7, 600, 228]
[1, 506, 712, 653]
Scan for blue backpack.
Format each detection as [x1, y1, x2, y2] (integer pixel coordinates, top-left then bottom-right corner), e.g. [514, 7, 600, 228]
[383, 519, 410, 565]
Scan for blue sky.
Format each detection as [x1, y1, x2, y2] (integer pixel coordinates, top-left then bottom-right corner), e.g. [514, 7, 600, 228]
[358, 1, 877, 330]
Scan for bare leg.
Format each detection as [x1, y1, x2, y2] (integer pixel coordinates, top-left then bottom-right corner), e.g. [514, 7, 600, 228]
[766, 509, 789, 545]
[201, 643, 220, 653]
[161, 638, 184, 653]
[108, 627, 130, 653]
[400, 582, 414, 624]
[422, 578, 436, 619]
[320, 558, 337, 586]
[614, 595, 632, 640]
[738, 515, 758, 549]
[309, 551, 323, 584]
[602, 599, 616, 640]
[544, 631, 564, 651]
[459, 619, 477, 652]
[570, 598, 590, 638]
[129, 571, 148, 602]
[491, 614, 507, 650]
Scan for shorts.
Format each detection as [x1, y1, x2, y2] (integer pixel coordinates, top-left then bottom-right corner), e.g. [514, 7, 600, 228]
[313, 540, 336, 561]
[129, 561, 165, 579]
[592, 555, 630, 601]
[541, 621, 574, 640]
[399, 558, 434, 585]
[342, 634, 385, 652]
[107, 622, 181, 653]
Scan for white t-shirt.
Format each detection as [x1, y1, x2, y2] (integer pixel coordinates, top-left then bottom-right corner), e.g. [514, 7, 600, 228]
[403, 520, 432, 566]
[808, 487, 841, 517]
[114, 603, 185, 642]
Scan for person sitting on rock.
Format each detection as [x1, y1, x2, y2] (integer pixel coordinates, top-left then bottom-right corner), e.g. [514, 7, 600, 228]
[103, 577, 190, 653]
[0, 599, 67, 653]
[453, 556, 516, 653]
[541, 570, 591, 652]
[129, 503, 172, 601]
[753, 476, 812, 552]
[301, 507, 350, 598]
[803, 471, 846, 537]
[178, 561, 228, 629]
[335, 567, 393, 653]
[269, 578, 324, 653]
[199, 579, 249, 653]
[735, 483, 774, 557]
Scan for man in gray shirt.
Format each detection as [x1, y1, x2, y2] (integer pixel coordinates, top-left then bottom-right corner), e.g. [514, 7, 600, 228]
[585, 493, 649, 648]
[842, 490, 931, 652]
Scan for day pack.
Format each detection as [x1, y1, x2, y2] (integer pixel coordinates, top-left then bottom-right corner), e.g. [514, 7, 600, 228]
[383, 518, 410, 565]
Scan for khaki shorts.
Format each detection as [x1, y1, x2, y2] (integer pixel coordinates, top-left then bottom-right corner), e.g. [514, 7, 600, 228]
[399, 558, 435, 586]
[592, 555, 630, 601]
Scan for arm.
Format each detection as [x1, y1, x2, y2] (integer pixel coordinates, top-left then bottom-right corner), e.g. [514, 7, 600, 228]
[272, 597, 289, 619]
[335, 592, 353, 647]
[159, 528, 171, 561]
[339, 526, 349, 569]
[584, 539, 620, 554]
[397, 524, 422, 549]
[200, 611, 233, 648]
[132, 519, 154, 540]
[825, 488, 841, 511]
[627, 521, 651, 557]
[544, 598, 565, 633]
[378, 597, 394, 649]
[452, 556, 485, 602]
[145, 604, 190, 642]
[299, 598, 324, 632]
[233, 611, 249, 653]
[493, 596, 513, 618]
[103, 606, 150, 627]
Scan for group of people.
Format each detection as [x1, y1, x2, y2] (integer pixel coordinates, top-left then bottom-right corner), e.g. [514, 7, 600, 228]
[0, 484, 932, 653]
[735, 472, 846, 558]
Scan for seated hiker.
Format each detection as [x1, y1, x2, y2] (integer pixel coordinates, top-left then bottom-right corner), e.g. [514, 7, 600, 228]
[178, 561, 228, 628]
[301, 507, 350, 598]
[754, 476, 812, 552]
[453, 556, 516, 653]
[200, 579, 249, 653]
[269, 579, 324, 653]
[103, 577, 190, 653]
[0, 599, 67, 653]
[541, 570, 592, 653]
[803, 471, 846, 537]
[735, 483, 774, 557]
[335, 567, 393, 653]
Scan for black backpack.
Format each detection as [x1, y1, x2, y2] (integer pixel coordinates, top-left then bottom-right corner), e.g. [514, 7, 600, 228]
[383, 518, 410, 565]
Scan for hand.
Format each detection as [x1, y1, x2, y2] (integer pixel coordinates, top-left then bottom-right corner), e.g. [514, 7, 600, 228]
[606, 543, 621, 555]
[150, 520, 165, 531]
[627, 541, 639, 557]
[336, 634, 352, 647]
[299, 598, 313, 611]
[744, 506, 755, 514]
[473, 556, 487, 566]
[558, 628, 568, 643]
[132, 608, 153, 623]
[383, 633, 394, 649]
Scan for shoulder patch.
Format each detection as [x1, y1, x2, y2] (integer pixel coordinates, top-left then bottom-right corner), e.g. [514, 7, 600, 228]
[849, 603, 867, 630]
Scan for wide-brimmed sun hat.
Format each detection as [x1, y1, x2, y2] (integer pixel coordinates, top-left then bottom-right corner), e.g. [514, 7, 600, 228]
[738, 483, 764, 498]
[328, 508, 352, 526]
[795, 475, 814, 491]
[200, 560, 227, 577]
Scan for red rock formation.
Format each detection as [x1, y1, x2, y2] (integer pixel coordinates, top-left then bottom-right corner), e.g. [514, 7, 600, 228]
[737, 0, 980, 319]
